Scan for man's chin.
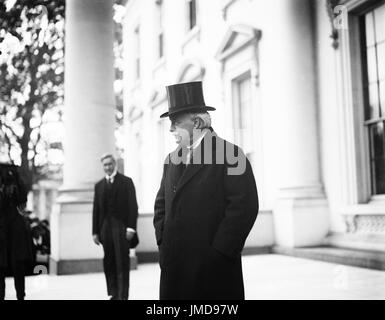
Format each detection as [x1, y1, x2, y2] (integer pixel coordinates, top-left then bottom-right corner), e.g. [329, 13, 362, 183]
[173, 137, 182, 145]
[176, 141, 189, 147]
[173, 135, 189, 146]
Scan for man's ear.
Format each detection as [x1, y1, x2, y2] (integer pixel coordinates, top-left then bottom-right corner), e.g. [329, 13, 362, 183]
[193, 117, 203, 129]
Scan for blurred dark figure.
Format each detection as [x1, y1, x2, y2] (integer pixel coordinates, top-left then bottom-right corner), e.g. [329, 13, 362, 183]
[0, 164, 33, 300]
[30, 217, 50, 260]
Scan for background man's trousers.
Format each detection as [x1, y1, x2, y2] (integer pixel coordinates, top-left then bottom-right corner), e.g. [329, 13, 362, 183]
[101, 216, 130, 300]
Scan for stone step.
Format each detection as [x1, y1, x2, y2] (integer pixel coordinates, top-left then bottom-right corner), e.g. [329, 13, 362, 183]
[272, 246, 385, 271]
[324, 233, 385, 252]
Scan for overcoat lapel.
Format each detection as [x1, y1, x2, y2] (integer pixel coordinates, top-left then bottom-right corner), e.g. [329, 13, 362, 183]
[112, 173, 122, 200]
[100, 178, 107, 212]
[175, 131, 217, 196]
[176, 162, 204, 193]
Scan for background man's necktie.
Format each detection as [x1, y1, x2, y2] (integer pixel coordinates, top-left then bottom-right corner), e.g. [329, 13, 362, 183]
[107, 177, 112, 189]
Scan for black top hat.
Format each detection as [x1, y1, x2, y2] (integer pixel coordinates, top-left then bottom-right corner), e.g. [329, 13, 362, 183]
[160, 81, 216, 118]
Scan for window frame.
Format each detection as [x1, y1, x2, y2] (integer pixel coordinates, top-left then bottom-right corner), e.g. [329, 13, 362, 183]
[186, 0, 197, 31]
[134, 25, 141, 80]
[155, 0, 164, 59]
[231, 71, 254, 160]
[337, 0, 385, 210]
[358, 2, 385, 196]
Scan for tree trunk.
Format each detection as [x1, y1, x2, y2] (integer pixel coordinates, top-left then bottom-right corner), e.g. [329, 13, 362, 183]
[19, 124, 33, 193]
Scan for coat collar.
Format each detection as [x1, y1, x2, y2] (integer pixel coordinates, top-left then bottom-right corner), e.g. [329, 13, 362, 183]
[105, 169, 118, 183]
[101, 172, 122, 196]
[174, 130, 218, 195]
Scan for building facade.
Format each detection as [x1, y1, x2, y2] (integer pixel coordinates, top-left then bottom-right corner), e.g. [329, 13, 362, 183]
[122, 0, 385, 259]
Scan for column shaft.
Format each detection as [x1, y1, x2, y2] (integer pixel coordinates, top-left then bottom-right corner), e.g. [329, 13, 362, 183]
[50, 0, 116, 274]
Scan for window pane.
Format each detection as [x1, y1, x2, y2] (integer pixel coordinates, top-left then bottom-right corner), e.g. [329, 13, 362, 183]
[158, 33, 164, 58]
[366, 83, 380, 119]
[380, 80, 385, 117]
[366, 47, 378, 83]
[374, 4, 385, 43]
[189, 0, 197, 30]
[369, 122, 385, 159]
[134, 27, 140, 79]
[239, 77, 251, 129]
[136, 58, 140, 78]
[372, 157, 385, 194]
[377, 42, 385, 81]
[365, 12, 375, 47]
[237, 76, 253, 152]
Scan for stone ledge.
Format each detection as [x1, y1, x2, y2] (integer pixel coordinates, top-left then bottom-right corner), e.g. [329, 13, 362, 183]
[49, 256, 138, 275]
[272, 245, 385, 271]
[324, 232, 385, 252]
[136, 246, 272, 265]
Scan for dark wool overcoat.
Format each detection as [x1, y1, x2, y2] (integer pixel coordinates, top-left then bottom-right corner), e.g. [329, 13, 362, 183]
[92, 172, 138, 238]
[0, 183, 33, 270]
[0, 195, 6, 268]
[154, 130, 259, 300]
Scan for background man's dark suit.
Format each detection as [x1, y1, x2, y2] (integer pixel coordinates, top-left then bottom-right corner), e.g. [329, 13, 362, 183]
[154, 131, 259, 300]
[92, 172, 138, 300]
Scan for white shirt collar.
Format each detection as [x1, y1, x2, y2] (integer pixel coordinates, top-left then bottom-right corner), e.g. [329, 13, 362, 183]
[187, 128, 210, 151]
[106, 169, 117, 182]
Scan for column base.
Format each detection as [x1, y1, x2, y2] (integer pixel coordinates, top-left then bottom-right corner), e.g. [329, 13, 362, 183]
[49, 256, 138, 275]
[273, 195, 330, 247]
[49, 258, 103, 275]
[50, 188, 138, 275]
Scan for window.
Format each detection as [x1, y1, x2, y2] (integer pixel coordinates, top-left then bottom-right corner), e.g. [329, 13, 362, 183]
[134, 26, 140, 79]
[187, 0, 197, 31]
[156, 0, 164, 58]
[361, 3, 385, 195]
[233, 74, 254, 160]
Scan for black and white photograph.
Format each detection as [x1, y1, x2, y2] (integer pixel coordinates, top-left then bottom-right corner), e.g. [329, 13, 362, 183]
[0, 0, 385, 307]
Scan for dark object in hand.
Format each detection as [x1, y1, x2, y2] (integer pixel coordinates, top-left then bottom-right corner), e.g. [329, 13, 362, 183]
[128, 232, 139, 249]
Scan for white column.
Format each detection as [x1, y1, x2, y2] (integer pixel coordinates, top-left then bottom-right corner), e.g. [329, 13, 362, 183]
[272, 0, 329, 247]
[50, 0, 116, 274]
[38, 188, 47, 220]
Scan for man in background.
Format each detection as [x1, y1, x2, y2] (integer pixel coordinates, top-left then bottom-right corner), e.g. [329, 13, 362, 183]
[92, 154, 139, 300]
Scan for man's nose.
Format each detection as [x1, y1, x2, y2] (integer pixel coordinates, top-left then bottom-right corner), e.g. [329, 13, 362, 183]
[170, 123, 175, 132]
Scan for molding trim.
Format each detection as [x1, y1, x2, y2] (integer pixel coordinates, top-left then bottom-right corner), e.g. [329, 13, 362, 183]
[221, 0, 237, 19]
[149, 87, 167, 109]
[128, 106, 143, 123]
[181, 26, 201, 54]
[176, 58, 206, 82]
[216, 24, 262, 62]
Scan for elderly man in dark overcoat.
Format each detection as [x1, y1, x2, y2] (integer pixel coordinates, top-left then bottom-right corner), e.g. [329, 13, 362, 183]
[154, 81, 259, 300]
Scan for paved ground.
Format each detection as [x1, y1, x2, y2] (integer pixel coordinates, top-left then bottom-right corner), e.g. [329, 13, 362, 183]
[4, 254, 385, 300]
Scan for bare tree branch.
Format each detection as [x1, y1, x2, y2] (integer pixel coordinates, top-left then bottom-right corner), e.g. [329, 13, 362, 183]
[0, 118, 18, 140]
[3, 128, 14, 164]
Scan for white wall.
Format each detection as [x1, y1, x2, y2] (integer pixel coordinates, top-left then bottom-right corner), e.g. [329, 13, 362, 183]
[314, 0, 347, 233]
[123, 0, 337, 252]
